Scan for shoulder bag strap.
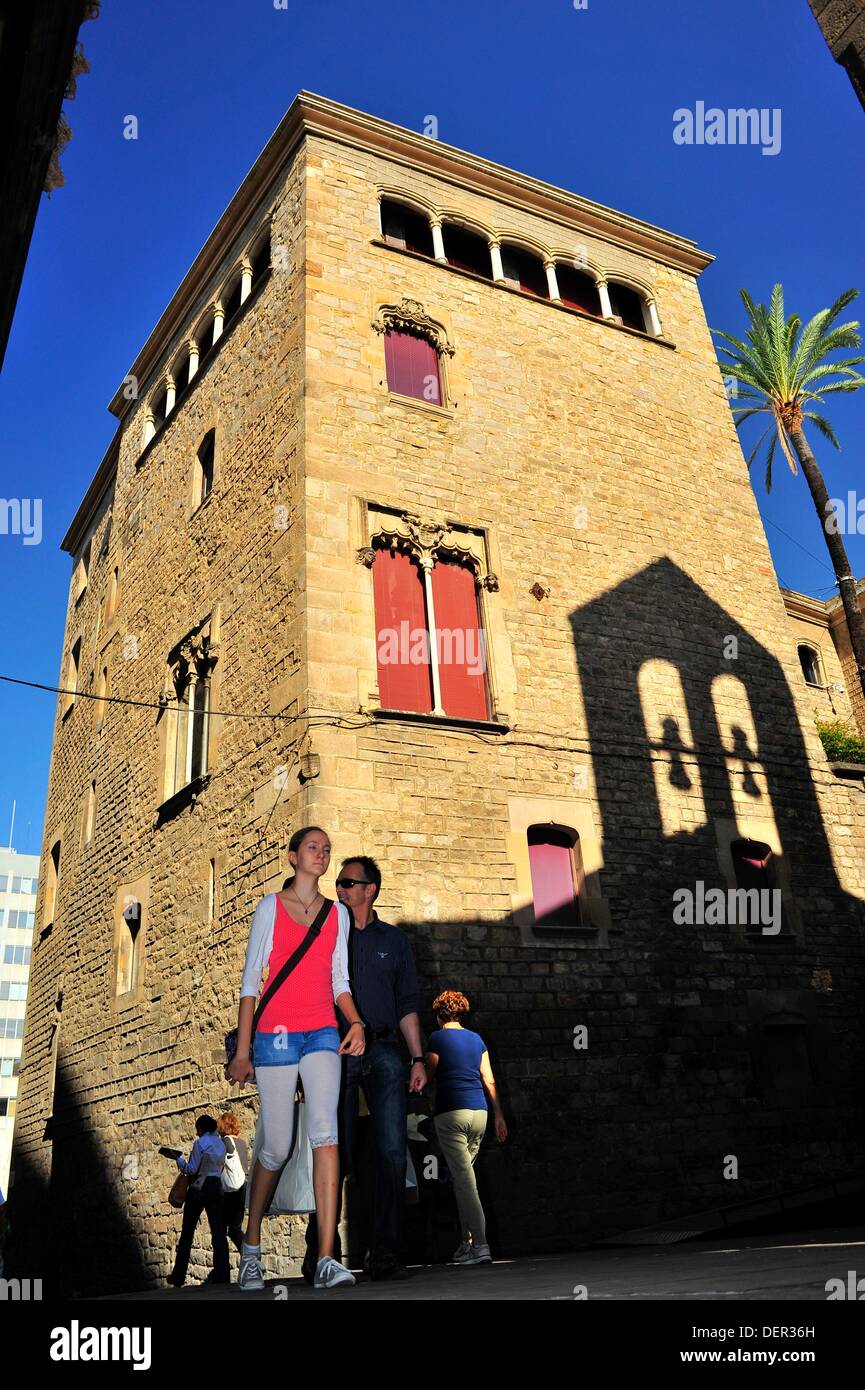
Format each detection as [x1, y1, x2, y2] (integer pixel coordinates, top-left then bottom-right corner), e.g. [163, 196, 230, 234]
[251, 896, 333, 1036]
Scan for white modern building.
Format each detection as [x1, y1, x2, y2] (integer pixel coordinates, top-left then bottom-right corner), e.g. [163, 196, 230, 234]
[0, 847, 39, 1192]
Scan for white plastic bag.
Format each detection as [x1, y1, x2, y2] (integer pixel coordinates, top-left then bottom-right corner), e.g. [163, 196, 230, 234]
[247, 1099, 315, 1215]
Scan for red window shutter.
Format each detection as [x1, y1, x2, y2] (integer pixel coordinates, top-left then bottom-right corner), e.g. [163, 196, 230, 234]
[384, 329, 441, 402]
[528, 827, 581, 926]
[430, 558, 489, 719]
[373, 547, 433, 713]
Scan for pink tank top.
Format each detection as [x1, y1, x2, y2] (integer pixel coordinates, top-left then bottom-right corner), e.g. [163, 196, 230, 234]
[256, 898, 340, 1033]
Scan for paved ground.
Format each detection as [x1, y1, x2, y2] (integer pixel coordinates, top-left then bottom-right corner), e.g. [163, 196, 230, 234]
[96, 1223, 865, 1300]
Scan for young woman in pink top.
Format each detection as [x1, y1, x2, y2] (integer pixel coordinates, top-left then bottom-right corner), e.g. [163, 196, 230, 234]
[228, 825, 365, 1291]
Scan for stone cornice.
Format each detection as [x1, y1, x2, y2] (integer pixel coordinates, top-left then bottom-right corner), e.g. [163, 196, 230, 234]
[300, 92, 713, 275]
[780, 581, 865, 630]
[107, 92, 712, 422]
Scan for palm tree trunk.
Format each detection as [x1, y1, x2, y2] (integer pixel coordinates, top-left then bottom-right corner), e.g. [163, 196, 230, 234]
[790, 425, 865, 714]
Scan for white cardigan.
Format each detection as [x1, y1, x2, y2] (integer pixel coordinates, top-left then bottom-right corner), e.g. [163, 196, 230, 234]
[239, 893, 352, 1006]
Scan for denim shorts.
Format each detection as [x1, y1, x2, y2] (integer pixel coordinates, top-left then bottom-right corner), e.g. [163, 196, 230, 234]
[253, 1025, 340, 1067]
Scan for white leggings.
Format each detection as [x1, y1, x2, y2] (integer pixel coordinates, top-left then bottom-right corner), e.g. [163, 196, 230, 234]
[256, 1050, 341, 1169]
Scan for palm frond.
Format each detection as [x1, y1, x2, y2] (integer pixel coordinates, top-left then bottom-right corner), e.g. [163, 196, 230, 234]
[803, 412, 842, 449]
[744, 424, 773, 467]
[765, 431, 778, 493]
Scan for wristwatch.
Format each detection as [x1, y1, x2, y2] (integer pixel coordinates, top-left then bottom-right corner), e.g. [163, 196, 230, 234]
[410, 1056, 425, 1065]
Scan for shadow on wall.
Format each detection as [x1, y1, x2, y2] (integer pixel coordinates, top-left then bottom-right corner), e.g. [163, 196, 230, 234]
[570, 559, 859, 938]
[6, 1054, 152, 1298]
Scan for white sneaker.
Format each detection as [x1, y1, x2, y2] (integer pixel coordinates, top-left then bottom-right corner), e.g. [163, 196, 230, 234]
[238, 1248, 265, 1291]
[454, 1243, 492, 1265]
[451, 1241, 473, 1262]
[314, 1256, 356, 1289]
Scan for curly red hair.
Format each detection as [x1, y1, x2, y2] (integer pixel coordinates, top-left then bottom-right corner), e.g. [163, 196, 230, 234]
[217, 1111, 241, 1137]
[433, 990, 470, 1022]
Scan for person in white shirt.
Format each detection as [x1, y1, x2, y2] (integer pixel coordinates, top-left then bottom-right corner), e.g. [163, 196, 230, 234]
[168, 1115, 230, 1287]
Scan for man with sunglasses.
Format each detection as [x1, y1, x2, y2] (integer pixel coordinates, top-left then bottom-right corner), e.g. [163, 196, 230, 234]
[300, 856, 426, 1282]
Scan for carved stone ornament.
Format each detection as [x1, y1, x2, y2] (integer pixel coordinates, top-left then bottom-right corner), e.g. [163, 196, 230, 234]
[530, 582, 550, 601]
[371, 299, 455, 356]
[356, 546, 376, 568]
[367, 510, 497, 587]
[171, 629, 214, 686]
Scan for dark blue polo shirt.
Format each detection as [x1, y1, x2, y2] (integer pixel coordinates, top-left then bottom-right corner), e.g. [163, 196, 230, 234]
[349, 911, 419, 1035]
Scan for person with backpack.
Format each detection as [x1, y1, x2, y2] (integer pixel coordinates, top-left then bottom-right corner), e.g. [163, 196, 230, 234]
[227, 825, 365, 1291]
[217, 1111, 249, 1260]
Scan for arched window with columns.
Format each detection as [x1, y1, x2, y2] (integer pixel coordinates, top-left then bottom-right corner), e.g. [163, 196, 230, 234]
[162, 616, 218, 801]
[499, 243, 549, 298]
[556, 264, 602, 316]
[797, 643, 823, 687]
[441, 222, 493, 278]
[380, 198, 434, 257]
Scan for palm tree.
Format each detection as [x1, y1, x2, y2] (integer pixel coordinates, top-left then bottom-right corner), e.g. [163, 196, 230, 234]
[714, 285, 865, 704]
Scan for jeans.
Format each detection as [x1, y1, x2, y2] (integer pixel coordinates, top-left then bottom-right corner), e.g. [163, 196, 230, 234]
[171, 1176, 230, 1285]
[307, 1040, 407, 1269]
[253, 1025, 341, 1066]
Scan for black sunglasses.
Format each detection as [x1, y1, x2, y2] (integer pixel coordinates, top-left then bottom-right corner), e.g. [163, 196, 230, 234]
[335, 877, 372, 889]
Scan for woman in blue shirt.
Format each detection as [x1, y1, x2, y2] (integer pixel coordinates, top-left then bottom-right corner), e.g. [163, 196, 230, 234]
[425, 990, 507, 1266]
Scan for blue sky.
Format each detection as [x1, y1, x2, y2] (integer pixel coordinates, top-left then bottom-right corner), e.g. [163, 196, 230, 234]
[0, 0, 863, 856]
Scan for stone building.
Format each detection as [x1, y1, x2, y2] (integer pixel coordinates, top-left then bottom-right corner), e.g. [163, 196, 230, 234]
[782, 580, 865, 737]
[808, 0, 865, 113]
[9, 93, 865, 1295]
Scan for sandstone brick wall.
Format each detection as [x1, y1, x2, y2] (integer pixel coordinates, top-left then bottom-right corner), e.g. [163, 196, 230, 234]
[10, 122, 865, 1294]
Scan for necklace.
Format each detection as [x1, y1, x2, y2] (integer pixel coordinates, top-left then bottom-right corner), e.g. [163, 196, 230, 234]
[288, 887, 319, 916]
